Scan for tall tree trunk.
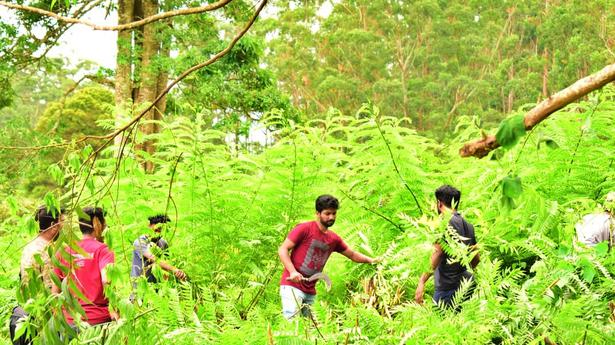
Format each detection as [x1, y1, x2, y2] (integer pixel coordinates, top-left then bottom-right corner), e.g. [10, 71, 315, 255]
[507, 64, 515, 113]
[542, 48, 549, 98]
[114, 0, 135, 146]
[136, 0, 161, 172]
[154, 35, 170, 131]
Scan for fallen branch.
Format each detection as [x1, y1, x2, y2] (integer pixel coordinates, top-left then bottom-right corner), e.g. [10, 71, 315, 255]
[0, 0, 232, 31]
[460, 63, 615, 158]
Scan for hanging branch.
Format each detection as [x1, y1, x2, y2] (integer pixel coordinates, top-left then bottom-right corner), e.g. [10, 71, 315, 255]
[375, 119, 423, 215]
[0, 0, 233, 31]
[459, 63, 615, 158]
[166, 153, 183, 245]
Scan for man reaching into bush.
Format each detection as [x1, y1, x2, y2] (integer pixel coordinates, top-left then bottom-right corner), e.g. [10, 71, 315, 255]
[130, 214, 187, 286]
[415, 185, 480, 308]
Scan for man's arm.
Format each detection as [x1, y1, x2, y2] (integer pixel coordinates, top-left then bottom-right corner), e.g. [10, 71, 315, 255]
[142, 251, 187, 280]
[415, 243, 444, 304]
[51, 281, 61, 294]
[340, 248, 376, 264]
[99, 267, 120, 320]
[278, 238, 303, 282]
[470, 249, 480, 269]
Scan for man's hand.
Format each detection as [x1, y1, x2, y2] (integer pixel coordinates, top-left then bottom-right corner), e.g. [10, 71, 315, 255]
[414, 283, 425, 304]
[286, 271, 304, 283]
[173, 269, 187, 280]
[110, 309, 120, 321]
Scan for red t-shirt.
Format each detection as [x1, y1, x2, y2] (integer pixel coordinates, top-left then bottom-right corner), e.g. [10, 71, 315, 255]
[280, 221, 348, 294]
[54, 238, 115, 325]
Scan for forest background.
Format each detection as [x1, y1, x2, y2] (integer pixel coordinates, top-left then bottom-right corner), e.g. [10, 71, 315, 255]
[0, 0, 614, 344]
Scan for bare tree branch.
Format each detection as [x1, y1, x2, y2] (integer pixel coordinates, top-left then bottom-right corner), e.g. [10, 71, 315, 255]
[459, 63, 615, 158]
[0, 0, 232, 31]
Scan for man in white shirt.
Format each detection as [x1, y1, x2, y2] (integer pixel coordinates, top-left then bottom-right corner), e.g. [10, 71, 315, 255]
[10, 205, 65, 345]
[575, 192, 614, 248]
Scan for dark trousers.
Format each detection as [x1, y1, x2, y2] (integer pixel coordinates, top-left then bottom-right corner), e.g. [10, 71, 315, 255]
[433, 288, 458, 307]
[434, 273, 476, 309]
[9, 306, 31, 345]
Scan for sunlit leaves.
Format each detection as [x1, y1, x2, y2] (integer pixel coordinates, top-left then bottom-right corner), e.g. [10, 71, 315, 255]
[496, 115, 526, 149]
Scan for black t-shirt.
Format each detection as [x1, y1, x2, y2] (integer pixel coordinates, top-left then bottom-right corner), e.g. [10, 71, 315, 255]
[434, 212, 476, 291]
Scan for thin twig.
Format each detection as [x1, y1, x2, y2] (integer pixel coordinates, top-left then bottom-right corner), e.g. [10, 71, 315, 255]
[338, 189, 404, 231]
[0, 0, 233, 31]
[568, 96, 601, 174]
[375, 119, 423, 215]
[165, 154, 184, 245]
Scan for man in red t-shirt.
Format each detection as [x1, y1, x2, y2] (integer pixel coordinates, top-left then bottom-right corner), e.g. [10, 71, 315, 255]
[278, 194, 377, 319]
[53, 207, 117, 326]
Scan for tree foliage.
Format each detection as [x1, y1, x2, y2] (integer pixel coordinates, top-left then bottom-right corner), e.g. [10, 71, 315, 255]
[262, 0, 615, 134]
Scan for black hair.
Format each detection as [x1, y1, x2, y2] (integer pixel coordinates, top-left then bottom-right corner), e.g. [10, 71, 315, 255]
[148, 214, 171, 225]
[79, 207, 106, 234]
[435, 185, 461, 209]
[315, 195, 339, 212]
[35, 205, 65, 231]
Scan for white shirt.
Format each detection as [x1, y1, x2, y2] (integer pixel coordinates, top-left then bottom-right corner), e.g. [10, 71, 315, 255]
[575, 212, 613, 247]
[20, 236, 53, 289]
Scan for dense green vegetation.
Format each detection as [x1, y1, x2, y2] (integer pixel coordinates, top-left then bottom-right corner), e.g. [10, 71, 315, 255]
[0, 0, 614, 344]
[1, 92, 614, 343]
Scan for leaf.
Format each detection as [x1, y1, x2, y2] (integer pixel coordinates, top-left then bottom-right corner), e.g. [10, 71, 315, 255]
[537, 137, 559, 149]
[579, 258, 596, 283]
[495, 114, 526, 149]
[47, 164, 64, 185]
[13, 319, 28, 341]
[68, 153, 81, 171]
[6, 195, 18, 215]
[75, 206, 88, 219]
[501, 175, 523, 199]
[43, 193, 60, 216]
[81, 145, 94, 160]
[25, 217, 38, 234]
[85, 178, 95, 195]
[594, 241, 608, 257]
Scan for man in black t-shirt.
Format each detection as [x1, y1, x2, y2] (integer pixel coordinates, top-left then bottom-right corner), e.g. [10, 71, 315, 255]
[415, 185, 480, 308]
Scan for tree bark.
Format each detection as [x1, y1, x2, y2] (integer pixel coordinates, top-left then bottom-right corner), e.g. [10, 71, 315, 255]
[114, 0, 134, 146]
[542, 48, 549, 98]
[137, 0, 161, 172]
[460, 63, 615, 158]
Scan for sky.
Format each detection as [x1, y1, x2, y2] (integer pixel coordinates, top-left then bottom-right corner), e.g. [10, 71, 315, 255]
[47, 8, 118, 69]
[0, 6, 117, 69]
